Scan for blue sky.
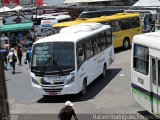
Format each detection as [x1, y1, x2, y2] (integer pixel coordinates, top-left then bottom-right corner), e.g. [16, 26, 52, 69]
[45, 0, 65, 5]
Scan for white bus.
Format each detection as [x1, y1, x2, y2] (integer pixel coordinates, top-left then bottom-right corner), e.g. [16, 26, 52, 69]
[31, 23, 114, 96]
[131, 32, 160, 115]
[33, 14, 72, 37]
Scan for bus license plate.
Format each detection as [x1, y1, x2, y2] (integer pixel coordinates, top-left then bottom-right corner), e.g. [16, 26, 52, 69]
[44, 77, 54, 82]
[49, 92, 57, 96]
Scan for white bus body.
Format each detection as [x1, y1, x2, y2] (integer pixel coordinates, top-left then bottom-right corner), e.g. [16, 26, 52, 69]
[33, 14, 72, 37]
[41, 14, 72, 36]
[31, 23, 114, 96]
[131, 32, 160, 115]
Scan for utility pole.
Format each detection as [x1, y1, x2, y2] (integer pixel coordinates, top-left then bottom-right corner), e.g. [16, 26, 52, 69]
[0, 41, 9, 119]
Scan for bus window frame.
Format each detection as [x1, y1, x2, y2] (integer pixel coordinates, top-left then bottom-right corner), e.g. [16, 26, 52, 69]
[120, 18, 131, 30]
[76, 41, 86, 69]
[130, 17, 140, 28]
[84, 37, 94, 60]
[91, 35, 101, 54]
[108, 20, 121, 32]
[133, 44, 149, 75]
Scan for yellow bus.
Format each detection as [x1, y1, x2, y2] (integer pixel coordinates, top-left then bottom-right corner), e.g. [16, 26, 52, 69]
[53, 13, 142, 49]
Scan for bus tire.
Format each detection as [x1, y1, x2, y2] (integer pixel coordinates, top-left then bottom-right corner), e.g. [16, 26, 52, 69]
[80, 80, 87, 96]
[102, 64, 106, 78]
[123, 38, 130, 49]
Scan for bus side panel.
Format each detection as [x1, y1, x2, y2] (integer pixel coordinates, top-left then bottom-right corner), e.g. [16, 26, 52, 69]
[150, 48, 160, 114]
[114, 30, 132, 48]
[132, 70, 152, 113]
[77, 59, 96, 93]
[77, 46, 114, 92]
[113, 32, 123, 48]
[107, 45, 115, 67]
[129, 27, 142, 45]
[114, 27, 142, 48]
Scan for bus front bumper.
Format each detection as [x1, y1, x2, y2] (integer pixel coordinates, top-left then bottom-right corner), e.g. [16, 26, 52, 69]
[32, 83, 79, 96]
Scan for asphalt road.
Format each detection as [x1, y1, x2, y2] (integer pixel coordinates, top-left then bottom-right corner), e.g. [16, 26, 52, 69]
[4, 48, 156, 120]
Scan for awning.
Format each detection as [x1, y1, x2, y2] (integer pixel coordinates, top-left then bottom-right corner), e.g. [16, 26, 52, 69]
[11, 6, 23, 11]
[0, 6, 11, 12]
[0, 22, 33, 32]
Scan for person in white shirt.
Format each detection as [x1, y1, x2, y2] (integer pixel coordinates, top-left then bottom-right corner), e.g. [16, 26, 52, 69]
[0, 34, 9, 48]
[7, 48, 17, 74]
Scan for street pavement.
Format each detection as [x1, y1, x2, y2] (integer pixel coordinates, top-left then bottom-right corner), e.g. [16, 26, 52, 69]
[4, 49, 156, 120]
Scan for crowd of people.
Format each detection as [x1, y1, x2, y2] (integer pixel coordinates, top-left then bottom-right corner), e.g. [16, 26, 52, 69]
[0, 33, 33, 74]
[0, 31, 36, 49]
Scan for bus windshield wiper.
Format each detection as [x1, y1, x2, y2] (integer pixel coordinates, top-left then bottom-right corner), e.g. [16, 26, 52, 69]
[39, 57, 51, 75]
[52, 58, 65, 75]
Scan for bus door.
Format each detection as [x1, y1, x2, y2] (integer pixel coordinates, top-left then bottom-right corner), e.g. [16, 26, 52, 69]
[151, 57, 160, 114]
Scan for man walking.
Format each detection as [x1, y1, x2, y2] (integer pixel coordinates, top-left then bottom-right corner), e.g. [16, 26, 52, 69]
[58, 101, 78, 120]
[17, 46, 23, 66]
[8, 48, 17, 74]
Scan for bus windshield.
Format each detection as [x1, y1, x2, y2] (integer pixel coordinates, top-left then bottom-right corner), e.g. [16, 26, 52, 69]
[31, 42, 75, 73]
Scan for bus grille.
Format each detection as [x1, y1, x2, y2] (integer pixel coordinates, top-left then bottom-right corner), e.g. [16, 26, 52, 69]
[41, 81, 65, 93]
[42, 88, 63, 92]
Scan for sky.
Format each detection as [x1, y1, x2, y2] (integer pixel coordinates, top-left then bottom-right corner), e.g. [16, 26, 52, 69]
[45, 0, 65, 5]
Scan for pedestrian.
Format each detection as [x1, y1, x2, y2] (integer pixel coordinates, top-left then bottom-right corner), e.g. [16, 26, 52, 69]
[26, 46, 32, 68]
[0, 34, 9, 48]
[7, 48, 17, 74]
[0, 48, 8, 70]
[4, 40, 10, 53]
[17, 46, 23, 66]
[58, 101, 78, 120]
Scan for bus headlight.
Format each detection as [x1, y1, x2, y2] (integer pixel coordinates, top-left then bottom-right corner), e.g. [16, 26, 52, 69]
[66, 76, 75, 85]
[31, 77, 40, 85]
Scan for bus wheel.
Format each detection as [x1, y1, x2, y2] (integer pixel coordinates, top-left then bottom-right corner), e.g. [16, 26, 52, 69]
[80, 80, 87, 95]
[123, 38, 130, 49]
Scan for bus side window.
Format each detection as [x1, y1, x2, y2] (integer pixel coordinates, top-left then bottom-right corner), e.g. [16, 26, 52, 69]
[92, 35, 101, 54]
[99, 32, 107, 50]
[76, 43, 85, 67]
[120, 19, 131, 30]
[109, 21, 121, 32]
[133, 44, 149, 75]
[131, 17, 140, 28]
[85, 38, 94, 59]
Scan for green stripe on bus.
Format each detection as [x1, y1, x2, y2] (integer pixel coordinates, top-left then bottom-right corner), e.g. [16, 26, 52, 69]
[132, 88, 160, 104]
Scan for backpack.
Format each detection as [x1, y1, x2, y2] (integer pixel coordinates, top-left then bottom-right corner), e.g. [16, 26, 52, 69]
[12, 53, 17, 62]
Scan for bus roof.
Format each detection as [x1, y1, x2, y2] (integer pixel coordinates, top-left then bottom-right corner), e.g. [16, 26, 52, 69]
[133, 32, 160, 50]
[79, 9, 124, 18]
[35, 23, 111, 44]
[43, 14, 71, 21]
[60, 22, 106, 33]
[53, 19, 85, 27]
[33, 14, 71, 20]
[53, 13, 140, 28]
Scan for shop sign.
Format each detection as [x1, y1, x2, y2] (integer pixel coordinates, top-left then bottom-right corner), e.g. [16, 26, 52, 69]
[41, 19, 57, 28]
